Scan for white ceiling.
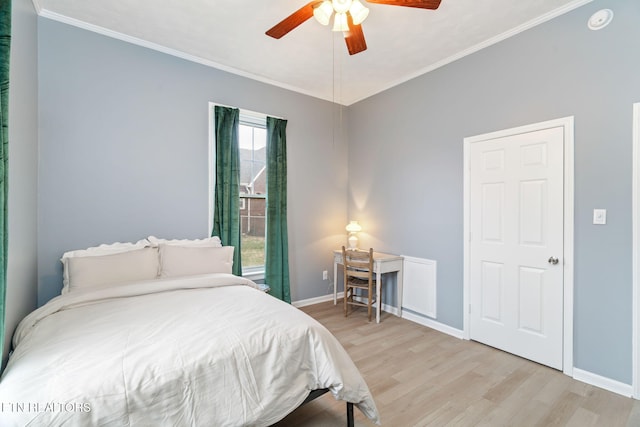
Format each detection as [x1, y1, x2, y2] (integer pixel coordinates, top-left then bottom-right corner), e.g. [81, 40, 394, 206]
[34, 0, 592, 105]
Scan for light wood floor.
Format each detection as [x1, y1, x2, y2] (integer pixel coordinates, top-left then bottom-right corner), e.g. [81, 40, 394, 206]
[274, 301, 640, 427]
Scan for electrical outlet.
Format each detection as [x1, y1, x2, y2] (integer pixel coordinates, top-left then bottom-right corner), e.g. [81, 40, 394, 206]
[322, 270, 328, 281]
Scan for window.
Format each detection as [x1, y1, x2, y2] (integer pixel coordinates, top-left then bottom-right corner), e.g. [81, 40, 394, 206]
[209, 104, 289, 300]
[209, 104, 271, 279]
[238, 112, 267, 273]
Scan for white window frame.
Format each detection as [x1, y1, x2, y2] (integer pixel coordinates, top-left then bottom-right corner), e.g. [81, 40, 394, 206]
[208, 103, 268, 280]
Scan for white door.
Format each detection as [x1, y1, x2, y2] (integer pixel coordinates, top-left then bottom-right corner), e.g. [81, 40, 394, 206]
[469, 126, 564, 370]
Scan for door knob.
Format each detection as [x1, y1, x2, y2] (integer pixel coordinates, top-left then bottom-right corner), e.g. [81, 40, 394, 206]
[548, 257, 559, 265]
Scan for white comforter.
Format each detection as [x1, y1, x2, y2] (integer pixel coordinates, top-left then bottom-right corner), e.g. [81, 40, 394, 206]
[0, 274, 379, 426]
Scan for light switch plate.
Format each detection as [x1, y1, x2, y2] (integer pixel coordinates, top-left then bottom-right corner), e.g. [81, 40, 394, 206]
[593, 209, 607, 225]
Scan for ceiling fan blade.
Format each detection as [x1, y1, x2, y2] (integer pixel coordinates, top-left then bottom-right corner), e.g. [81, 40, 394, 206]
[364, 0, 442, 9]
[344, 13, 367, 55]
[266, 1, 322, 39]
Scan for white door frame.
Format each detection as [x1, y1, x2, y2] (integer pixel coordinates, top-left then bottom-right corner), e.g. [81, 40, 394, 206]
[463, 116, 575, 376]
[633, 102, 640, 398]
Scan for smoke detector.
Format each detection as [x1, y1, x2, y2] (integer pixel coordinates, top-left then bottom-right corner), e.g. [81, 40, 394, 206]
[588, 9, 614, 31]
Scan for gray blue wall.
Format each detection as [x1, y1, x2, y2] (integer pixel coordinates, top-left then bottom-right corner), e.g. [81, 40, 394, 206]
[4, 0, 38, 365]
[37, 18, 349, 306]
[35, 0, 640, 386]
[348, 0, 640, 384]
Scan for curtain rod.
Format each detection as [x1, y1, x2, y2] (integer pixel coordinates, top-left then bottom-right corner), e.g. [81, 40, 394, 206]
[209, 102, 285, 120]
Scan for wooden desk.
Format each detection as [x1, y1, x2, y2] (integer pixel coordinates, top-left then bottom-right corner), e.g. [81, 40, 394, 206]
[333, 249, 404, 323]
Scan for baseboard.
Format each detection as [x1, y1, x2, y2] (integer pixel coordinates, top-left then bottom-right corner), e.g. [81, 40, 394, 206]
[292, 292, 343, 308]
[293, 295, 399, 317]
[401, 310, 465, 339]
[381, 302, 400, 317]
[572, 368, 633, 397]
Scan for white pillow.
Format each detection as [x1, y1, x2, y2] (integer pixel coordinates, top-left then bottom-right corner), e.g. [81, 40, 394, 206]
[148, 235, 222, 248]
[60, 239, 151, 294]
[65, 247, 160, 292]
[159, 245, 234, 278]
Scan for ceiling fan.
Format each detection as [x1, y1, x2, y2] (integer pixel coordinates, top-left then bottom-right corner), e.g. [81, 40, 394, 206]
[266, 0, 442, 56]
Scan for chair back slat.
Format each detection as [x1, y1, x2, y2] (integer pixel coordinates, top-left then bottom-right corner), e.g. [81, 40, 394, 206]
[346, 269, 370, 280]
[346, 258, 370, 267]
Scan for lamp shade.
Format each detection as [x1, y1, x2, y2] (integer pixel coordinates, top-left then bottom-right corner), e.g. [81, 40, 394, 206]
[313, 1, 333, 26]
[345, 220, 362, 233]
[332, 12, 349, 32]
[349, 0, 369, 25]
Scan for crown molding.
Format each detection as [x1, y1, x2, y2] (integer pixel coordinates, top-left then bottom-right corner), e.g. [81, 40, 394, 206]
[33, 0, 593, 107]
[31, 0, 42, 14]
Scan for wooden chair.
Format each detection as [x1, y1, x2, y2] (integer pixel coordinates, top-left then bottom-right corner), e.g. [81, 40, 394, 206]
[342, 246, 377, 322]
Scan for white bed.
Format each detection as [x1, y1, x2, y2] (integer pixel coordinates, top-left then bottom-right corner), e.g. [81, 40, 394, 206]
[0, 239, 379, 426]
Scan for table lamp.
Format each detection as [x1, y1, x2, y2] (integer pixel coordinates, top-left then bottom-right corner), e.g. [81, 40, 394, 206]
[345, 220, 362, 249]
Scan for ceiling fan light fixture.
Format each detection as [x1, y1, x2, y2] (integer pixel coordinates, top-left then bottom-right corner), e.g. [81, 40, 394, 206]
[267, 0, 444, 55]
[313, 1, 334, 26]
[332, 12, 349, 32]
[349, 0, 369, 25]
[332, 0, 353, 15]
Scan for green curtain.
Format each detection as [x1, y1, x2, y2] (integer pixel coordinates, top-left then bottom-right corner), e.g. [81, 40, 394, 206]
[212, 106, 242, 276]
[265, 117, 290, 303]
[0, 0, 10, 363]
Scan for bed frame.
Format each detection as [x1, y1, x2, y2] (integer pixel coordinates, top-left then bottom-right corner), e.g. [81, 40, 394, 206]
[272, 388, 354, 427]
